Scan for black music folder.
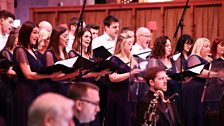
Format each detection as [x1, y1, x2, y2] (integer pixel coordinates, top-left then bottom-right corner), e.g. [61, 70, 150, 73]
[133, 50, 151, 60]
[92, 60, 119, 72]
[93, 46, 112, 60]
[37, 56, 94, 74]
[169, 63, 205, 81]
[0, 54, 13, 70]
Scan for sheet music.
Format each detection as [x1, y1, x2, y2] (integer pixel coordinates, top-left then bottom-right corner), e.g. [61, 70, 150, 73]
[54, 56, 78, 68]
[172, 53, 181, 61]
[139, 61, 148, 70]
[133, 51, 151, 60]
[188, 64, 205, 74]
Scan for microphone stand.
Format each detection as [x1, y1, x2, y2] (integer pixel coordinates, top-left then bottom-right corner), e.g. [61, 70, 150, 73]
[75, 0, 87, 80]
[173, 0, 189, 119]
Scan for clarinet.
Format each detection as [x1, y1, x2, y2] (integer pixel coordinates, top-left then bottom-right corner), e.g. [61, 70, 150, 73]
[142, 90, 169, 126]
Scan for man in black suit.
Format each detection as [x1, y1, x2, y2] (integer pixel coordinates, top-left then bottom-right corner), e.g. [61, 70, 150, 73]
[135, 67, 183, 126]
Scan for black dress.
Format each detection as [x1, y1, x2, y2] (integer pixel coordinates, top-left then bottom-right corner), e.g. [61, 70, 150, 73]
[105, 56, 136, 126]
[181, 54, 209, 126]
[147, 57, 179, 98]
[13, 46, 51, 126]
[0, 48, 15, 126]
[43, 49, 72, 96]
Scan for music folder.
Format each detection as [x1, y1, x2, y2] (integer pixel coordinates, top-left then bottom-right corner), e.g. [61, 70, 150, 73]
[0, 54, 13, 70]
[37, 56, 94, 74]
[133, 50, 151, 60]
[93, 46, 112, 60]
[92, 60, 119, 72]
[169, 63, 205, 81]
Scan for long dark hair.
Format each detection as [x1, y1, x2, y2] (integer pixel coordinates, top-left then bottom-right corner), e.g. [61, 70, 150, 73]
[5, 30, 18, 50]
[49, 26, 68, 60]
[72, 28, 93, 57]
[174, 34, 194, 56]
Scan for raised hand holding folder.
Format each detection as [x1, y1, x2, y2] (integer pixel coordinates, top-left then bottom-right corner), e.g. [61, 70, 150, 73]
[169, 64, 205, 81]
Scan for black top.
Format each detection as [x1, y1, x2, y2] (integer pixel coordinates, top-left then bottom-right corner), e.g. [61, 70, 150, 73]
[136, 90, 183, 126]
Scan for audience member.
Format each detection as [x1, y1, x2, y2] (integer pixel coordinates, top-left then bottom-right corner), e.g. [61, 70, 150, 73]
[67, 81, 100, 125]
[28, 92, 74, 126]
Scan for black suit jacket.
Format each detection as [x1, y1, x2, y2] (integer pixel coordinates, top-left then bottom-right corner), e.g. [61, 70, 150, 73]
[135, 90, 183, 126]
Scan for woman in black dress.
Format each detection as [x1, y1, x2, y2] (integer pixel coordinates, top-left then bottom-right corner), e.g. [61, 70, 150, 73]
[0, 30, 18, 126]
[13, 21, 60, 126]
[181, 38, 218, 126]
[147, 36, 178, 97]
[43, 26, 80, 96]
[105, 33, 141, 126]
[174, 34, 194, 72]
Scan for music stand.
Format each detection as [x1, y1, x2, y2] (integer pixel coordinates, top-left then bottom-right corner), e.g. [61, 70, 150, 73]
[75, 0, 87, 79]
[173, 0, 190, 116]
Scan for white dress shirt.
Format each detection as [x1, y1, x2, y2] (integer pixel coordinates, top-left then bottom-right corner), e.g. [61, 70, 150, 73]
[92, 33, 117, 54]
[0, 33, 9, 51]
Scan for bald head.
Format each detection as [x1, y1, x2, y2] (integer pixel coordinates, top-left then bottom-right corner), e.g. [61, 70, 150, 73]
[136, 27, 151, 48]
[136, 27, 151, 38]
[28, 93, 74, 126]
[38, 21, 53, 33]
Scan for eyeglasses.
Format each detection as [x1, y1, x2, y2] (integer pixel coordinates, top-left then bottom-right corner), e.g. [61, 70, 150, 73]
[140, 35, 151, 38]
[78, 98, 99, 106]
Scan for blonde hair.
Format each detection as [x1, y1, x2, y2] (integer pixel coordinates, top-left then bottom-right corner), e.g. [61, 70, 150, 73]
[114, 33, 138, 68]
[191, 37, 212, 62]
[114, 33, 131, 57]
[38, 29, 50, 50]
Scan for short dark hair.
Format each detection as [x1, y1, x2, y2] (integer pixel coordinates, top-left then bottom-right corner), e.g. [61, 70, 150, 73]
[144, 67, 165, 85]
[103, 16, 119, 27]
[0, 10, 15, 20]
[68, 17, 78, 30]
[67, 81, 99, 100]
[121, 27, 134, 33]
[85, 24, 99, 30]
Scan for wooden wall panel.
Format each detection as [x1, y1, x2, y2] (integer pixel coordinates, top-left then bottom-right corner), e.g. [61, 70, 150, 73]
[108, 9, 133, 31]
[58, 11, 80, 26]
[135, 8, 162, 47]
[29, 0, 224, 46]
[33, 12, 56, 26]
[194, 5, 222, 41]
[84, 10, 106, 34]
[164, 7, 192, 47]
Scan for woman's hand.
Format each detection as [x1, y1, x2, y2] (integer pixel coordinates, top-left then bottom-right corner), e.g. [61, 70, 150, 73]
[130, 68, 141, 76]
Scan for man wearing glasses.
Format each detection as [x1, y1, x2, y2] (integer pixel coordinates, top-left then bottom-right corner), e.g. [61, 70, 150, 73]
[67, 81, 100, 126]
[132, 27, 152, 60]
